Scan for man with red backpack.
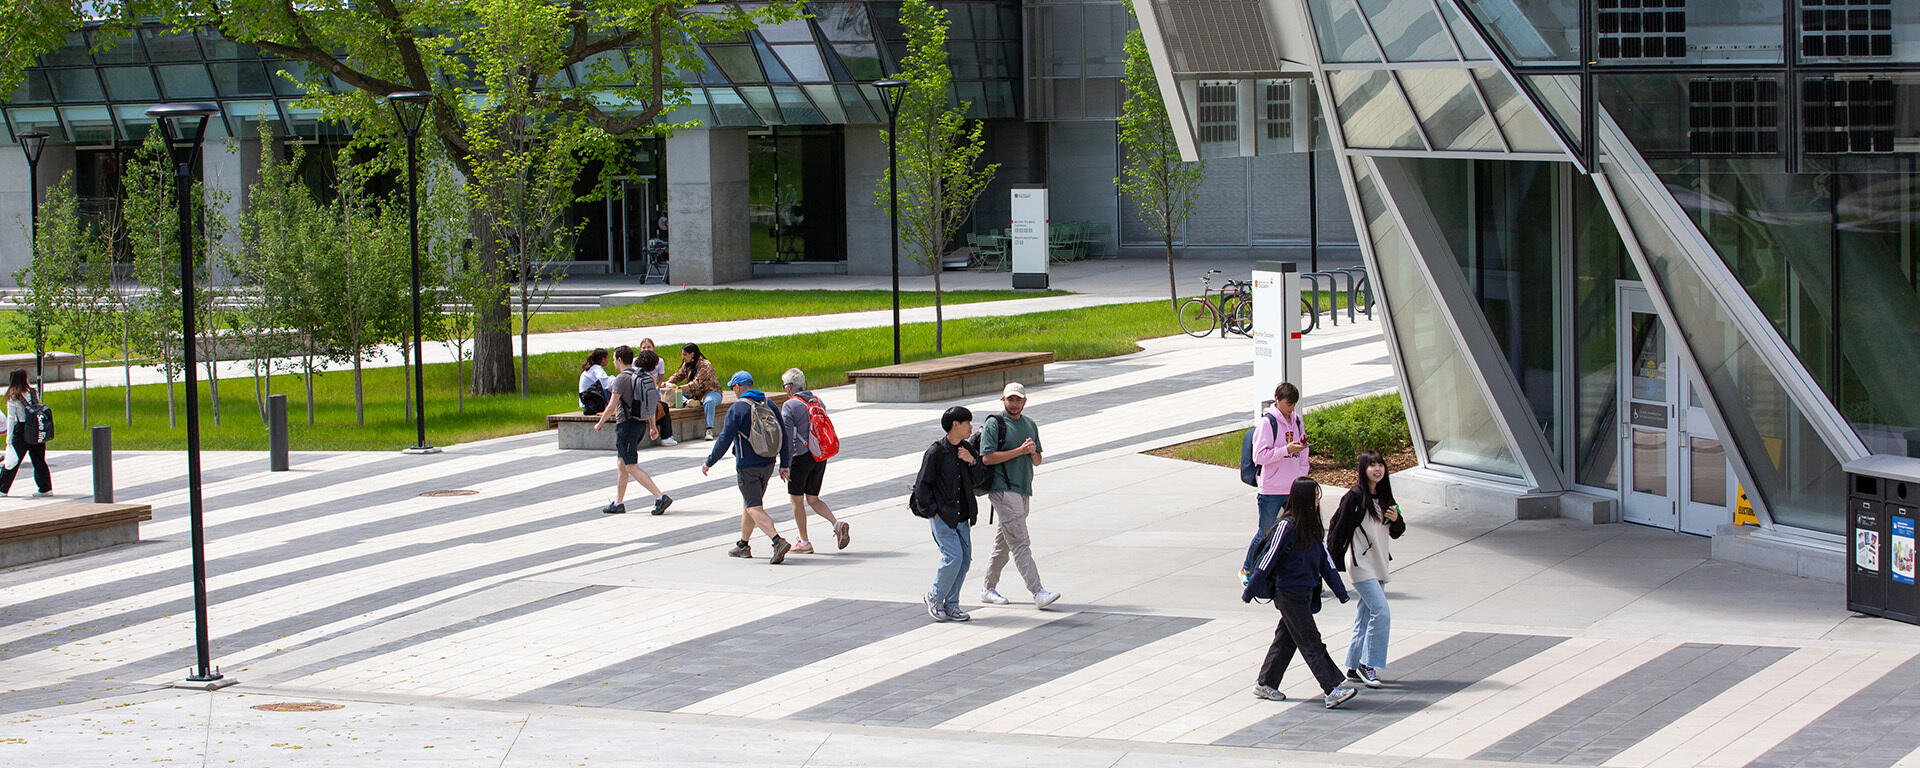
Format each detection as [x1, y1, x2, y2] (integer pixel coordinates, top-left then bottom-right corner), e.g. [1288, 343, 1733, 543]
[779, 368, 849, 554]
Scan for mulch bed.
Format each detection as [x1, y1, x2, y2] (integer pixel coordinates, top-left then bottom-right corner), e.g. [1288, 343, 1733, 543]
[1308, 445, 1419, 490]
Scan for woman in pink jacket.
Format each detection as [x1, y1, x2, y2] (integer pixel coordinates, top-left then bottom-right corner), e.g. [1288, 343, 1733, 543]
[1242, 382, 1309, 584]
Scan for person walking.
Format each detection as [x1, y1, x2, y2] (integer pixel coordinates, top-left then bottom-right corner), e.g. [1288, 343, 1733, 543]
[578, 348, 615, 416]
[703, 371, 793, 564]
[778, 368, 849, 554]
[591, 347, 673, 516]
[0, 369, 49, 498]
[669, 343, 724, 439]
[912, 406, 984, 622]
[978, 382, 1059, 609]
[1244, 382, 1309, 586]
[1327, 450, 1405, 689]
[1244, 476, 1358, 709]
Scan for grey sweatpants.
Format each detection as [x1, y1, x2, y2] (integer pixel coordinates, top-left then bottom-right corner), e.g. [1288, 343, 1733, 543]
[984, 491, 1043, 594]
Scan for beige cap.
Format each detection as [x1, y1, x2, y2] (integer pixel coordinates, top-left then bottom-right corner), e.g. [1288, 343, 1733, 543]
[1002, 382, 1027, 399]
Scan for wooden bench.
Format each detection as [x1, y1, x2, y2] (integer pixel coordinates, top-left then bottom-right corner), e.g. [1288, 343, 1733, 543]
[0, 501, 153, 568]
[847, 352, 1054, 403]
[0, 351, 83, 383]
[548, 392, 793, 451]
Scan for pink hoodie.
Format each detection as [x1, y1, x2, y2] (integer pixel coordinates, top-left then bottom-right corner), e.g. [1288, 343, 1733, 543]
[1252, 404, 1309, 496]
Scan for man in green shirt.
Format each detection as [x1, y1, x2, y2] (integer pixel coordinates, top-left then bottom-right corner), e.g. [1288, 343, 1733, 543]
[979, 382, 1060, 609]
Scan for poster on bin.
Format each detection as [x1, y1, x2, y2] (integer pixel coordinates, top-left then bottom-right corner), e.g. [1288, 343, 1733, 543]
[1893, 516, 1915, 585]
[1858, 529, 1881, 572]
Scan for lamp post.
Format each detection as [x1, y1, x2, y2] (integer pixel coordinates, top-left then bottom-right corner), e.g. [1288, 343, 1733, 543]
[386, 91, 440, 455]
[146, 103, 233, 691]
[15, 131, 49, 385]
[873, 79, 908, 365]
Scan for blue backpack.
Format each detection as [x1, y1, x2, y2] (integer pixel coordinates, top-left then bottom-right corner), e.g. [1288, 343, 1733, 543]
[1238, 413, 1279, 486]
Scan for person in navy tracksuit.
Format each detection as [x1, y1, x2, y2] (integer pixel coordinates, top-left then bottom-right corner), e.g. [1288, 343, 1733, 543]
[1244, 475, 1359, 709]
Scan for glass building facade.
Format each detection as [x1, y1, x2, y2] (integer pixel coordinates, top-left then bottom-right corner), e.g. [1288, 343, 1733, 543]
[1143, 0, 1920, 542]
[1, 1, 1358, 282]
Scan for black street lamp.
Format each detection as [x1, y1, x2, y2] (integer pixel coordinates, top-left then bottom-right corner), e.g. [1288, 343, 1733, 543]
[15, 131, 49, 386]
[387, 91, 440, 456]
[146, 103, 233, 691]
[873, 78, 908, 365]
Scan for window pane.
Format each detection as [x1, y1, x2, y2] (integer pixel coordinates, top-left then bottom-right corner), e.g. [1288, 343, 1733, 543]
[1691, 437, 1729, 505]
[47, 69, 105, 102]
[1477, 70, 1560, 153]
[1304, 0, 1384, 62]
[157, 64, 217, 99]
[706, 45, 765, 83]
[1357, 0, 1457, 61]
[1831, 156, 1920, 457]
[1574, 179, 1631, 489]
[1353, 158, 1523, 477]
[211, 61, 274, 97]
[1633, 429, 1667, 494]
[772, 44, 830, 81]
[142, 27, 202, 62]
[1328, 69, 1423, 150]
[1457, 0, 1579, 63]
[1398, 68, 1501, 151]
[101, 66, 159, 101]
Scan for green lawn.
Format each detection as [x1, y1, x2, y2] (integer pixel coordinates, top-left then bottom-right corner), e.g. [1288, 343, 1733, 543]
[48, 298, 1179, 452]
[518, 288, 1068, 335]
[1150, 394, 1410, 470]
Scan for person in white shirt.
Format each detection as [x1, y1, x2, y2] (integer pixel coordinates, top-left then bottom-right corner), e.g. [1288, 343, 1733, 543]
[578, 348, 616, 415]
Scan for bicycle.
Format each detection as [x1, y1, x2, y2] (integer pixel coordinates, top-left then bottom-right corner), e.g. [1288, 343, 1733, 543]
[1178, 270, 1254, 338]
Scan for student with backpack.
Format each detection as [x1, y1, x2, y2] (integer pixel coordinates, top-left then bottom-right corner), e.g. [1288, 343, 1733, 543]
[703, 370, 794, 564]
[578, 348, 614, 416]
[911, 406, 986, 622]
[591, 347, 673, 516]
[0, 369, 51, 497]
[1242, 476, 1358, 709]
[778, 368, 849, 554]
[1242, 382, 1309, 586]
[1327, 450, 1406, 689]
[978, 382, 1059, 610]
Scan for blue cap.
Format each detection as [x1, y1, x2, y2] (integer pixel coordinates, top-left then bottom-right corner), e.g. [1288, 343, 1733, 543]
[728, 370, 754, 387]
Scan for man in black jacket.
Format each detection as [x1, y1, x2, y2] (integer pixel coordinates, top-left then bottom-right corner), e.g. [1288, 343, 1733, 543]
[914, 406, 984, 622]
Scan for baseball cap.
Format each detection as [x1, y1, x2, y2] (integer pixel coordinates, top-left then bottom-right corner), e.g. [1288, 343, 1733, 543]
[1002, 382, 1027, 399]
[728, 370, 754, 387]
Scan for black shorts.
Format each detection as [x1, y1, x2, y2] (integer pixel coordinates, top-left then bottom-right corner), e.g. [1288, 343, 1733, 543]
[615, 419, 644, 465]
[736, 464, 775, 508]
[787, 453, 827, 497]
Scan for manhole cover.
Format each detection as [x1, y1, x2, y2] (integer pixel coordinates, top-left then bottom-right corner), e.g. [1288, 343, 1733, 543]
[251, 702, 344, 712]
[419, 490, 478, 497]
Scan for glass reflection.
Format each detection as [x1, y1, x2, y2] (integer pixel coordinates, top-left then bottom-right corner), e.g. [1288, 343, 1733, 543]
[1329, 70, 1423, 150]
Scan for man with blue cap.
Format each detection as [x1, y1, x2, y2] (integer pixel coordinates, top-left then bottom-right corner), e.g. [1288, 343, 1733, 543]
[703, 370, 793, 563]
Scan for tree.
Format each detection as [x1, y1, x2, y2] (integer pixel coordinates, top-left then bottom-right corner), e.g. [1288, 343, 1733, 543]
[423, 160, 492, 414]
[1116, 23, 1204, 313]
[122, 131, 188, 428]
[881, 0, 999, 354]
[0, 0, 805, 396]
[317, 151, 411, 427]
[238, 125, 316, 424]
[11, 173, 75, 393]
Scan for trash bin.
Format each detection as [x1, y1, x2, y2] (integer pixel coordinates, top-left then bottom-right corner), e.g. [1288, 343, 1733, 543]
[1849, 474, 1887, 616]
[1844, 456, 1920, 625]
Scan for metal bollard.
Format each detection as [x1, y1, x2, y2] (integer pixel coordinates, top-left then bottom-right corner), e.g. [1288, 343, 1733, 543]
[91, 426, 112, 503]
[268, 394, 289, 472]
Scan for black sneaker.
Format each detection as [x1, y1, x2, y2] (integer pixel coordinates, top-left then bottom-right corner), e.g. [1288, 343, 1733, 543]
[1357, 665, 1383, 688]
[770, 537, 792, 565]
[602, 502, 626, 515]
[652, 494, 673, 516]
[1346, 668, 1364, 684]
[728, 542, 752, 558]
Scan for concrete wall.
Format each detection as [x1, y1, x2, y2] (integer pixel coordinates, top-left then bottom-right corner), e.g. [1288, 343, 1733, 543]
[843, 124, 922, 277]
[666, 128, 751, 285]
[1044, 121, 1120, 258]
[0, 151, 28, 287]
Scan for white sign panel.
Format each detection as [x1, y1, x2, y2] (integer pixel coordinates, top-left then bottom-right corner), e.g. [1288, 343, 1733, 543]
[1010, 188, 1049, 289]
[1251, 261, 1302, 410]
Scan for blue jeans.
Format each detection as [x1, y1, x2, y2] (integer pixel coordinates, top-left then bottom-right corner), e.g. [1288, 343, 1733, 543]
[700, 391, 724, 428]
[1243, 494, 1288, 572]
[929, 519, 972, 611]
[1346, 578, 1390, 671]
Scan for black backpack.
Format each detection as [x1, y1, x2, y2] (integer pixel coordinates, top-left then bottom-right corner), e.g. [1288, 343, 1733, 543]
[19, 392, 51, 445]
[580, 380, 609, 416]
[964, 414, 1005, 497]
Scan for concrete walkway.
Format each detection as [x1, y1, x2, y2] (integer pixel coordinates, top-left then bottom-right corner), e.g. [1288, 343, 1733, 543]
[7, 313, 1906, 768]
[44, 256, 1364, 392]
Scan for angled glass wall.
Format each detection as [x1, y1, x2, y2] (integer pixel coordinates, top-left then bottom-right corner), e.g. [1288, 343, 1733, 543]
[1352, 158, 1524, 478]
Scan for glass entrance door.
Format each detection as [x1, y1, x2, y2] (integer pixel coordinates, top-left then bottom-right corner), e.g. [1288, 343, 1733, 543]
[1618, 285, 1735, 535]
[1619, 287, 1679, 528]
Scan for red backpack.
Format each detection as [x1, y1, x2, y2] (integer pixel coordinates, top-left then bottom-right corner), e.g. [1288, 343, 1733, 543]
[795, 392, 840, 461]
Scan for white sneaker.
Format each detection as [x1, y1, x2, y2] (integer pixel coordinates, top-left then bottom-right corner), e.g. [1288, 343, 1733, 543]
[660, 436, 679, 446]
[980, 588, 1010, 605]
[1033, 589, 1061, 610]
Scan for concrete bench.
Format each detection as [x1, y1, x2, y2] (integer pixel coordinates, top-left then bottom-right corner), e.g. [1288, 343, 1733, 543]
[0, 501, 153, 568]
[0, 351, 83, 383]
[548, 392, 793, 451]
[847, 352, 1054, 403]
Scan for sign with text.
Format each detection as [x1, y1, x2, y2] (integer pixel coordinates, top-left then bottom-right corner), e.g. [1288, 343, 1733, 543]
[1010, 188, 1049, 289]
[1251, 261, 1302, 411]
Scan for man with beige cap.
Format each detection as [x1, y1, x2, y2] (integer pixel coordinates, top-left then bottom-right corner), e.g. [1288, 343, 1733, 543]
[978, 381, 1059, 609]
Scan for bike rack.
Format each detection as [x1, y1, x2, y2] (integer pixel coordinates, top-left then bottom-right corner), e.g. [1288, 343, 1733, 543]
[1299, 272, 1325, 329]
[1300, 268, 1377, 329]
[1335, 267, 1371, 322]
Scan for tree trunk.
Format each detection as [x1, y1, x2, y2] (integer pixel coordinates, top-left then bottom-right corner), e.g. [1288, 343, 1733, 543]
[166, 366, 176, 429]
[303, 352, 316, 426]
[518, 271, 530, 399]
[121, 321, 131, 426]
[352, 338, 365, 427]
[470, 222, 515, 396]
[402, 343, 413, 423]
[1165, 234, 1177, 312]
[457, 344, 466, 414]
[933, 266, 945, 354]
[78, 340, 87, 428]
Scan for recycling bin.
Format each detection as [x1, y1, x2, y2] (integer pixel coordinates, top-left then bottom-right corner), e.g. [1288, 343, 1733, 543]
[1845, 456, 1920, 625]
